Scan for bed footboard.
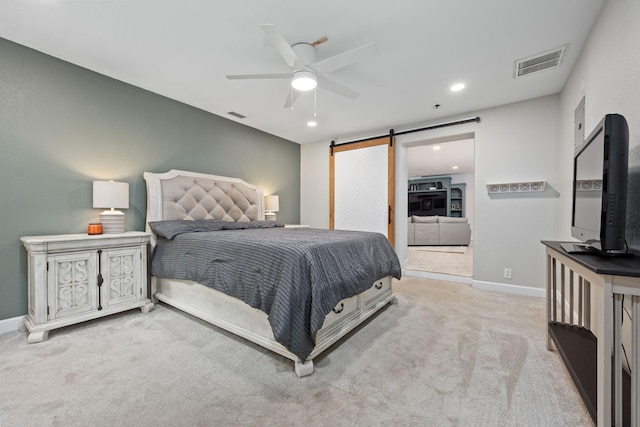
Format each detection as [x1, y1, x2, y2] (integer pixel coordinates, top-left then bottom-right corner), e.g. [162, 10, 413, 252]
[153, 276, 395, 377]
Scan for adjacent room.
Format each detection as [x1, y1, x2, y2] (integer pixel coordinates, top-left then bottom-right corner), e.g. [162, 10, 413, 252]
[1, 1, 639, 425]
[405, 137, 475, 279]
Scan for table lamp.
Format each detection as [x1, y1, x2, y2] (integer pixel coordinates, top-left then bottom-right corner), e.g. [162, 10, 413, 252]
[93, 180, 129, 234]
[264, 195, 279, 221]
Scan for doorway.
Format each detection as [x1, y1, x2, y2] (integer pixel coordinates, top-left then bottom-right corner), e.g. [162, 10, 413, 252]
[402, 135, 475, 279]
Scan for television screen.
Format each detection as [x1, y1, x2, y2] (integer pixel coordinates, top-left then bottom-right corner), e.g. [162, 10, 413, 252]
[573, 133, 604, 237]
[568, 113, 629, 255]
[408, 191, 447, 217]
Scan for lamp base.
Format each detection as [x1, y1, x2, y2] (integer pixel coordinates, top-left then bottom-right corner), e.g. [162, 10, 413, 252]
[265, 212, 277, 221]
[100, 210, 125, 234]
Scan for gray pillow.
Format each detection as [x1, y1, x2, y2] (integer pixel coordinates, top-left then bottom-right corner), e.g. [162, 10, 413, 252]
[149, 219, 283, 239]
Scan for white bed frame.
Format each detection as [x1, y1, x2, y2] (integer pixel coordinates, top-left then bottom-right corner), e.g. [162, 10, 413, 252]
[144, 169, 396, 377]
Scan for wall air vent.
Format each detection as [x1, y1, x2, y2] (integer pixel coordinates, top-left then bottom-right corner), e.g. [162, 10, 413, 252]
[514, 45, 568, 78]
[227, 111, 246, 119]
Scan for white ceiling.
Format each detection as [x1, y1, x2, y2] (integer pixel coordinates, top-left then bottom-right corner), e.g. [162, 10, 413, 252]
[408, 138, 475, 178]
[0, 0, 604, 145]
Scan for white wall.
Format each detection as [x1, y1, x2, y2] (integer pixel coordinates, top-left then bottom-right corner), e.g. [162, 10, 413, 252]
[558, 0, 640, 249]
[300, 141, 330, 228]
[301, 94, 561, 292]
[470, 96, 560, 289]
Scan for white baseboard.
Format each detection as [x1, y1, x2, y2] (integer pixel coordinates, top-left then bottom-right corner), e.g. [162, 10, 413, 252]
[472, 280, 545, 298]
[404, 268, 473, 285]
[0, 315, 24, 335]
[404, 269, 545, 298]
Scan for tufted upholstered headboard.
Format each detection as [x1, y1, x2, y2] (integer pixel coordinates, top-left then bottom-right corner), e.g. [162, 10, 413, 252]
[143, 169, 265, 247]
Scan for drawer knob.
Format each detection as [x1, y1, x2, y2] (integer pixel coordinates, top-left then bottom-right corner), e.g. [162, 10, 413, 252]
[332, 302, 344, 314]
[375, 282, 383, 290]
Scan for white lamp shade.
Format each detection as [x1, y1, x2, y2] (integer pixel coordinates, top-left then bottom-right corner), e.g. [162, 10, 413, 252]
[291, 70, 317, 91]
[264, 195, 279, 212]
[93, 181, 129, 209]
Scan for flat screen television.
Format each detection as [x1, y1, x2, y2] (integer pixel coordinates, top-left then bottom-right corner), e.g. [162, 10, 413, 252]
[408, 191, 447, 217]
[564, 113, 630, 256]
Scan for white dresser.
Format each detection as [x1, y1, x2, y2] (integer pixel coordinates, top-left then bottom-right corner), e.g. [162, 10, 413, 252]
[21, 231, 154, 343]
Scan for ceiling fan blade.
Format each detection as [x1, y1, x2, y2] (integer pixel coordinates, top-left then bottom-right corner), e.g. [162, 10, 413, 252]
[226, 73, 291, 80]
[317, 75, 359, 99]
[311, 36, 328, 47]
[260, 24, 299, 68]
[312, 43, 378, 75]
[283, 89, 300, 108]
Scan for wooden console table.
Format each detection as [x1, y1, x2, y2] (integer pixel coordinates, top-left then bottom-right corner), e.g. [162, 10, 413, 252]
[543, 241, 640, 426]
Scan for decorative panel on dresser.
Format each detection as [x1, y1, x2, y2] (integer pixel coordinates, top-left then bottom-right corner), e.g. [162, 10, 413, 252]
[20, 231, 154, 343]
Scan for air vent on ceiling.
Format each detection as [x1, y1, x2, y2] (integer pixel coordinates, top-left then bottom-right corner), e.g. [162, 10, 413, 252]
[227, 111, 246, 119]
[514, 45, 568, 78]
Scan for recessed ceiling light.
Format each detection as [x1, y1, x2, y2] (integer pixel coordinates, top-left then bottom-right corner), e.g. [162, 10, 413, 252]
[450, 83, 466, 92]
[432, 145, 441, 151]
[452, 166, 459, 170]
[307, 120, 317, 127]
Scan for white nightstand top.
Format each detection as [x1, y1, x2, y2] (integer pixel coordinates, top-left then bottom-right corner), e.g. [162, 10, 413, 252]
[21, 231, 150, 252]
[284, 224, 310, 228]
[21, 230, 149, 242]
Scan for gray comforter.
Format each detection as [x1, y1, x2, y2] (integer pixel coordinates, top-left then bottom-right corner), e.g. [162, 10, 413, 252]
[149, 220, 402, 360]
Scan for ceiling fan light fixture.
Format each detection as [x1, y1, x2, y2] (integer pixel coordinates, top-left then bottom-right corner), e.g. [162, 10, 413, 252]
[292, 70, 317, 91]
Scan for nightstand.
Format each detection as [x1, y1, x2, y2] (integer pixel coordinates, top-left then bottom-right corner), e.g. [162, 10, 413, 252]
[284, 224, 310, 228]
[20, 231, 154, 343]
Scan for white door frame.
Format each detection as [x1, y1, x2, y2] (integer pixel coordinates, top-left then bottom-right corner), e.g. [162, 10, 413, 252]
[395, 128, 476, 269]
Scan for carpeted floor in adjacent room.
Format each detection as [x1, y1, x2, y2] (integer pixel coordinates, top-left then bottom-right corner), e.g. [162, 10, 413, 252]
[0, 277, 591, 426]
[407, 243, 474, 277]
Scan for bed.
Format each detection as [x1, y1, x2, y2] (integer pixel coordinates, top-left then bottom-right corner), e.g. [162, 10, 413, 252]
[143, 169, 401, 376]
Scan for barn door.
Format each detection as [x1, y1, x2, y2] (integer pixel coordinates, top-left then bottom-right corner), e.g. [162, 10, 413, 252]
[330, 136, 395, 246]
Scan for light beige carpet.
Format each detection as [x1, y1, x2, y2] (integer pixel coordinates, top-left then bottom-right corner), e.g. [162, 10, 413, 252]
[407, 243, 474, 277]
[413, 246, 467, 254]
[0, 277, 591, 426]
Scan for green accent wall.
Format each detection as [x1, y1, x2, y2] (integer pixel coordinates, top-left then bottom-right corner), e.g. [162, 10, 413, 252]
[0, 37, 300, 320]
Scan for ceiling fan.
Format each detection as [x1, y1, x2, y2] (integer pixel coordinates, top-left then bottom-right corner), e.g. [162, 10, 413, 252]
[226, 24, 378, 107]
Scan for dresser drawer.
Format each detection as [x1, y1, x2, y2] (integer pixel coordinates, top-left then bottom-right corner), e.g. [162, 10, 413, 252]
[362, 278, 392, 307]
[321, 294, 359, 329]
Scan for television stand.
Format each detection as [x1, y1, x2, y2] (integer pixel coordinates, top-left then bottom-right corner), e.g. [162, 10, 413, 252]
[543, 241, 640, 426]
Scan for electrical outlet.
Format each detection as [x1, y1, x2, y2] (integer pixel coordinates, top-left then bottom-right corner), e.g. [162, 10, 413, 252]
[504, 268, 512, 279]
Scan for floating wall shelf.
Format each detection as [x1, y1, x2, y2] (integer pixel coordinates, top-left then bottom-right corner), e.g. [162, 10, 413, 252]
[486, 181, 546, 194]
[575, 179, 602, 191]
